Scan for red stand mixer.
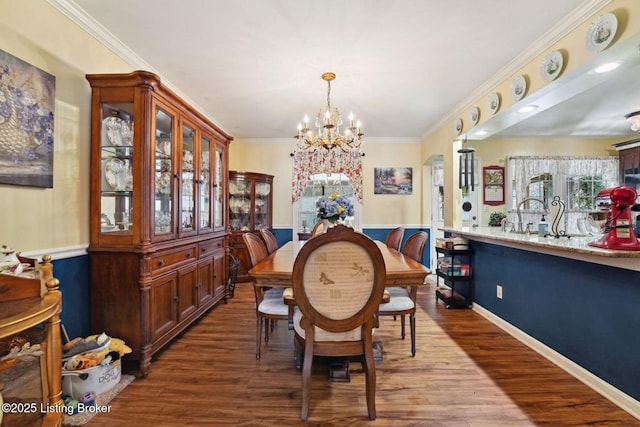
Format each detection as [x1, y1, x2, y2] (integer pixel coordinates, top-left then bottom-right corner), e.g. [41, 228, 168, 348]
[588, 186, 640, 250]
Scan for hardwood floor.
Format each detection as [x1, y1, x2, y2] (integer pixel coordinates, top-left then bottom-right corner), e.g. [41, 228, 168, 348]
[88, 280, 639, 426]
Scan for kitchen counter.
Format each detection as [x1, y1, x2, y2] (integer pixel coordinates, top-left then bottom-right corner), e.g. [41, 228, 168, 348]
[441, 226, 640, 271]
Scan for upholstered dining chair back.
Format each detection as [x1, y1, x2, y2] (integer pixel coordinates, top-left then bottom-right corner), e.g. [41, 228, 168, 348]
[385, 227, 405, 251]
[401, 231, 428, 264]
[243, 232, 269, 268]
[292, 224, 386, 420]
[311, 220, 326, 237]
[259, 228, 279, 255]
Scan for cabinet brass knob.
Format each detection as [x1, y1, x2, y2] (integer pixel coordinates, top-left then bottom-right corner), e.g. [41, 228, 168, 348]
[173, 296, 179, 302]
[158, 260, 165, 266]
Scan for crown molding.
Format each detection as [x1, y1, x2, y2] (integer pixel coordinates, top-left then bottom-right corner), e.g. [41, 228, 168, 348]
[421, 0, 613, 141]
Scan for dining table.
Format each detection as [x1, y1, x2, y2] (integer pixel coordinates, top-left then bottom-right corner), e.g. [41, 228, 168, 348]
[248, 239, 430, 290]
[248, 238, 430, 368]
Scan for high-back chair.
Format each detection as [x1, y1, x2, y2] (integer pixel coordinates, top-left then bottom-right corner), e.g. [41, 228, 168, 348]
[378, 230, 428, 356]
[385, 227, 405, 251]
[292, 225, 386, 420]
[310, 220, 325, 237]
[259, 228, 279, 255]
[243, 232, 290, 359]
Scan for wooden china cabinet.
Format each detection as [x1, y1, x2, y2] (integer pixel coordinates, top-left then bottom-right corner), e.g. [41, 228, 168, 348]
[228, 171, 273, 281]
[86, 71, 232, 376]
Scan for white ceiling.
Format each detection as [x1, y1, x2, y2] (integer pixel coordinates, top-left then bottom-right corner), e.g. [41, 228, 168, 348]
[57, 0, 639, 142]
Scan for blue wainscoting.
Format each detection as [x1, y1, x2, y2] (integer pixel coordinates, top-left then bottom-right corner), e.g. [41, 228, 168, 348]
[51, 255, 91, 339]
[470, 240, 640, 401]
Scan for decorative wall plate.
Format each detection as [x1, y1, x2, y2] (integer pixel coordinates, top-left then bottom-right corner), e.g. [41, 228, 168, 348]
[510, 75, 527, 101]
[487, 92, 500, 115]
[103, 117, 122, 146]
[469, 107, 480, 126]
[585, 12, 617, 52]
[105, 158, 125, 190]
[540, 50, 564, 82]
[453, 118, 463, 135]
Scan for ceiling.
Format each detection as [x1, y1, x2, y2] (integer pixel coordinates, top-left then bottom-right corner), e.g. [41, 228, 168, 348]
[58, 0, 639, 142]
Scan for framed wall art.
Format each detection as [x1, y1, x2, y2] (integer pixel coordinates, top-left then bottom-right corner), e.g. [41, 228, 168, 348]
[483, 165, 505, 205]
[374, 167, 412, 194]
[0, 49, 55, 188]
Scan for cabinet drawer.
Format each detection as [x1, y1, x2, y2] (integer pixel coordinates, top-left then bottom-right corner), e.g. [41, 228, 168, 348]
[198, 239, 223, 258]
[151, 245, 197, 273]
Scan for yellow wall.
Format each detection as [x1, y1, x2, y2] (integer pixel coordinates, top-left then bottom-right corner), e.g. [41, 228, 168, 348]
[421, 0, 640, 228]
[0, 1, 131, 252]
[230, 139, 424, 227]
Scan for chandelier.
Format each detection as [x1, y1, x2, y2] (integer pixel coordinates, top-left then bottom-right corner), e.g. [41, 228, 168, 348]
[294, 72, 363, 152]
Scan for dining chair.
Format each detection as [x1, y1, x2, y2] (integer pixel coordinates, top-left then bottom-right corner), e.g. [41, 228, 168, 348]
[291, 225, 386, 420]
[243, 232, 291, 359]
[385, 226, 405, 251]
[259, 228, 279, 255]
[378, 230, 427, 356]
[310, 220, 325, 237]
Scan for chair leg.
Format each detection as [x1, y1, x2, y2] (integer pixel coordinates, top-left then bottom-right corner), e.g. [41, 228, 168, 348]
[301, 340, 313, 421]
[265, 319, 270, 343]
[256, 317, 263, 359]
[400, 314, 406, 339]
[362, 340, 377, 420]
[410, 312, 416, 357]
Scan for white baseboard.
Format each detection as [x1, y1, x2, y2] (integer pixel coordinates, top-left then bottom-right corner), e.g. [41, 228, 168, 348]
[472, 303, 640, 421]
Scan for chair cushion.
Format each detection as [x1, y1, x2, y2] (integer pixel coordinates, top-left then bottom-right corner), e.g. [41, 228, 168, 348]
[293, 308, 366, 342]
[258, 298, 290, 316]
[263, 288, 284, 299]
[386, 287, 409, 298]
[378, 295, 415, 312]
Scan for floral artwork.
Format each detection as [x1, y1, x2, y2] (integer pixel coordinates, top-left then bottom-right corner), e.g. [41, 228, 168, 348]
[374, 167, 412, 194]
[316, 192, 354, 224]
[0, 49, 55, 188]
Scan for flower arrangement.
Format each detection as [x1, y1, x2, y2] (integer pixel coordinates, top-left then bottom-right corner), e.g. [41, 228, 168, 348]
[316, 192, 354, 224]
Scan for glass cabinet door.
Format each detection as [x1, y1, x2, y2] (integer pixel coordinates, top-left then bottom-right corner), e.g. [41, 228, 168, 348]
[254, 182, 271, 230]
[229, 178, 251, 231]
[153, 107, 174, 235]
[199, 135, 212, 231]
[100, 102, 134, 235]
[180, 123, 196, 233]
[213, 144, 224, 229]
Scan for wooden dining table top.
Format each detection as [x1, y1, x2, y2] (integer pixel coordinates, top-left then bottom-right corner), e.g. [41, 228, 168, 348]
[248, 240, 430, 287]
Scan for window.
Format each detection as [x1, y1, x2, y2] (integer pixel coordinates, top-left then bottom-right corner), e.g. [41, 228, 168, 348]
[298, 173, 355, 232]
[507, 156, 619, 234]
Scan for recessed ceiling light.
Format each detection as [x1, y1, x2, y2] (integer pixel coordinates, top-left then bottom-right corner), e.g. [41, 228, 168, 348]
[518, 105, 538, 113]
[594, 61, 620, 73]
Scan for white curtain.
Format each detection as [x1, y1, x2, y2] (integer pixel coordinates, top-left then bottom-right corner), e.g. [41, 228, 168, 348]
[508, 155, 619, 200]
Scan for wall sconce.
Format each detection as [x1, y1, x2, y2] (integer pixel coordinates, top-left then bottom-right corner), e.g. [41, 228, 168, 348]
[458, 146, 475, 191]
[625, 111, 640, 132]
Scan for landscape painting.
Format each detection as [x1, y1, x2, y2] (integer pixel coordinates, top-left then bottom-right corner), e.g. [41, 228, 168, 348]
[0, 49, 55, 188]
[374, 167, 413, 194]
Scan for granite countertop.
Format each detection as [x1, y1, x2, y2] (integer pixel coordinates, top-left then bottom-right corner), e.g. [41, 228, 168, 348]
[440, 226, 640, 259]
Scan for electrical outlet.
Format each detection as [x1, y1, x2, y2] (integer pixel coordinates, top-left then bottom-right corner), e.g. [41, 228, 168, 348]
[496, 285, 503, 299]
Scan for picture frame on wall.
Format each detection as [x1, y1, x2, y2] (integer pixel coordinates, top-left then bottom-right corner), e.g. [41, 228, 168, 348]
[0, 49, 55, 188]
[483, 165, 505, 205]
[374, 167, 412, 194]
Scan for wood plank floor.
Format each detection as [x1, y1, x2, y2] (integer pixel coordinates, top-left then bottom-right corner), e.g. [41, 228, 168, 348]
[88, 280, 639, 426]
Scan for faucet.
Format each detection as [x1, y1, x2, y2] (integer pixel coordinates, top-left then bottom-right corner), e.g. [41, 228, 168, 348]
[516, 197, 548, 233]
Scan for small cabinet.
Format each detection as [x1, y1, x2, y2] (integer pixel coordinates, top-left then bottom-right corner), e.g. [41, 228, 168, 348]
[615, 139, 640, 201]
[87, 71, 232, 376]
[228, 171, 274, 281]
[435, 247, 473, 309]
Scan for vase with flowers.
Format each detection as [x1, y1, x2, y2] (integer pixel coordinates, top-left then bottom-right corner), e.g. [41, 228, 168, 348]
[316, 193, 354, 229]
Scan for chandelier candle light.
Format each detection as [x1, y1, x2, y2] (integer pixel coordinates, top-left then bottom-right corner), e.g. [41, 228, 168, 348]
[295, 72, 363, 152]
